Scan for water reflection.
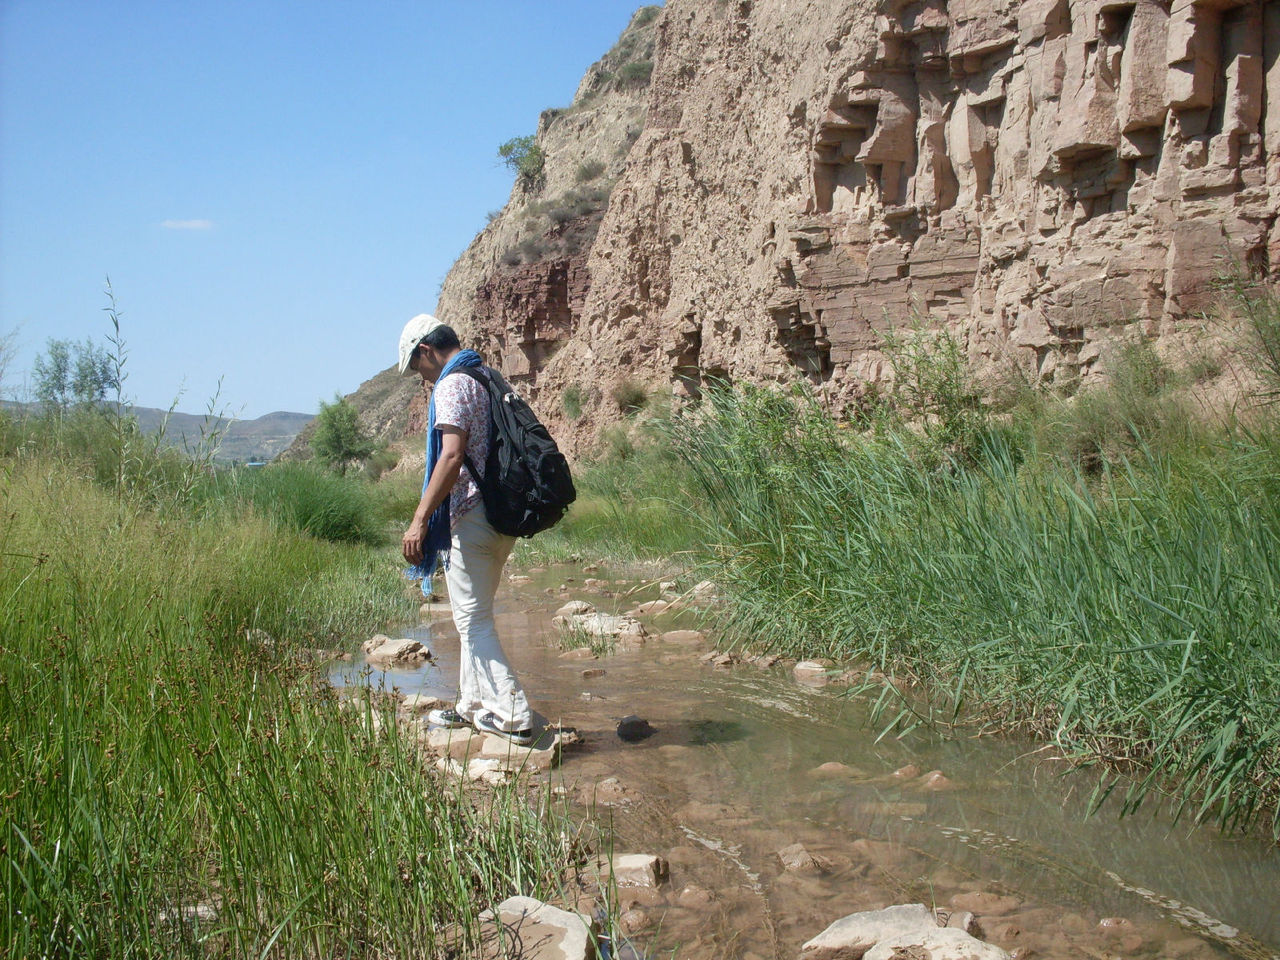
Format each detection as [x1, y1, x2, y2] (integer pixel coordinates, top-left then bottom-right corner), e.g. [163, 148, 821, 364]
[334, 569, 1280, 959]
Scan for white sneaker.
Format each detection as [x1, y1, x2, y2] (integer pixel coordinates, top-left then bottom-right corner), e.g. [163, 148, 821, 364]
[427, 708, 471, 728]
[474, 711, 534, 746]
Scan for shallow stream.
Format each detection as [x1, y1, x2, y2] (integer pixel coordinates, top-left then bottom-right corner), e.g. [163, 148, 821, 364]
[333, 565, 1280, 960]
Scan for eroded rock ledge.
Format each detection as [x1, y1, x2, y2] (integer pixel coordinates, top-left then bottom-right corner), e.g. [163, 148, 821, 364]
[434, 0, 1278, 453]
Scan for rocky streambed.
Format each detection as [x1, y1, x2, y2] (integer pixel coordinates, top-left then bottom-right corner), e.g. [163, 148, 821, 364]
[332, 565, 1280, 960]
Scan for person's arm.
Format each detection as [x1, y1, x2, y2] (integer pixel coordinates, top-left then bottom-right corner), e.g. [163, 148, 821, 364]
[402, 425, 467, 564]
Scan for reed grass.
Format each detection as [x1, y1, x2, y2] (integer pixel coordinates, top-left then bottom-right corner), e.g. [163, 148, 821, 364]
[0, 457, 591, 957]
[517, 427, 698, 566]
[666, 382, 1280, 836]
[207, 461, 386, 545]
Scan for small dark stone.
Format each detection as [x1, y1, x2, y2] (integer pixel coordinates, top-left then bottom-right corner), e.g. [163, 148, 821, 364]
[616, 715, 655, 742]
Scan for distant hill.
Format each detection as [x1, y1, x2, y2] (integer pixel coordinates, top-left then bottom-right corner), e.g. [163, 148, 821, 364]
[132, 408, 314, 463]
[1, 402, 313, 463]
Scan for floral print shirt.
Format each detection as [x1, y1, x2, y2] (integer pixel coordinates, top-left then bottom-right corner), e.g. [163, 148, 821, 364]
[432, 370, 490, 523]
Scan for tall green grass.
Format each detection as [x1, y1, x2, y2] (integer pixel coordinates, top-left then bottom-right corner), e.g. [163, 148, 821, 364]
[0, 457, 588, 957]
[666, 382, 1280, 836]
[208, 462, 386, 545]
[518, 419, 699, 566]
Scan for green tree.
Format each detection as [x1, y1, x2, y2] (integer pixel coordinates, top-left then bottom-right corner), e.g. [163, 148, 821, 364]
[497, 134, 545, 183]
[32, 337, 117, 409]
[311, 395, 374, 475]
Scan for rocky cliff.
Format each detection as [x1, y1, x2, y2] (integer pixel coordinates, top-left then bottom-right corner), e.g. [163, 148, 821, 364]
[348, 0, 1278, 457]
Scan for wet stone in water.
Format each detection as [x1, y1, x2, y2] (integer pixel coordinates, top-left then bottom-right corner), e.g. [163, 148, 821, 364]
[917, 769, 955, 790]
[661, 629, 706, 644]
[777, 842, 829, 874]
[951, 892, 1021, 916]
[677, 883, 715, 907]
[611, 853, 669, 888]
[809, 761, 863, 778]
[363, 636, 431, 667]
[793, 659, 834, 685]
[399, 693, 446, 715]
[619, 908, 651, 934]
[617, 715, 655, 742]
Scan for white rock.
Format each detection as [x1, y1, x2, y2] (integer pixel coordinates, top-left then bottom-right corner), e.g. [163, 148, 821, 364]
[466, 756, 509, 785]
[794, 659, 834, 685]
[611, 853, 668, 888]
[399, 693, 446, 715]
[691, 580, 718, 599]
[424, 726, 483, 760]
[864, 928, 1010, 960]
[940, 910, 981, 936]
[361, 634, 391, 654]
[365, 637, 430, 667]
[555, 599, 597, 616]
[564, 612, 645, 639]
[801, 903, 937, 959]
[478, 731, 561, 771]
[478, 896, 596, 960]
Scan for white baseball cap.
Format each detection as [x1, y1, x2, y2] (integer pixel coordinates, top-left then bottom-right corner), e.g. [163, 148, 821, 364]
[397, 313, 444, 375]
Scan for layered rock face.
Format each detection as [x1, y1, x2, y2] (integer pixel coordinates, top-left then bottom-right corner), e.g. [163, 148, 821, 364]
[429, 10, 659, 431]
[450, 0, 1277, 448]
[358, 0, 1278, 457]
[767, 0, 1280, 402]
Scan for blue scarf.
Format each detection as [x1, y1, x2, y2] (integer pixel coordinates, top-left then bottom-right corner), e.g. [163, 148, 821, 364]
[405, 349, 483, 594]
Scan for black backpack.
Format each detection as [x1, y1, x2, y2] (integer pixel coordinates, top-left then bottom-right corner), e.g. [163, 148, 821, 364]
[454, 365, 576, 538]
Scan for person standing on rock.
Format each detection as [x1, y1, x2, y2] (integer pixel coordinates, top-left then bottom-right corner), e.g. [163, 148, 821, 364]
[398, 313, 535, 746]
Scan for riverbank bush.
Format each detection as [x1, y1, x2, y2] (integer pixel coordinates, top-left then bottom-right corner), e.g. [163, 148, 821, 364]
[665, 372, 1280, 837]
[0, 456, 590, 957]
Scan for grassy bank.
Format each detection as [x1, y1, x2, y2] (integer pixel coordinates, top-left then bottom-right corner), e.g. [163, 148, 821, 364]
[517, 419, 696, 567]
[0, 434, 587, 957]
[546, 294, 1280, 838]
[670, 385, 1280, 836]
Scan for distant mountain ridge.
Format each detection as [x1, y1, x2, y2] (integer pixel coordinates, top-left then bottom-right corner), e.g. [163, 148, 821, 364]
[2, 401, 313, 463]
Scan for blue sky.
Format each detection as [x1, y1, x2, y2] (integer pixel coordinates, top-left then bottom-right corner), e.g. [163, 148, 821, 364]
[1, 0, 652, 418]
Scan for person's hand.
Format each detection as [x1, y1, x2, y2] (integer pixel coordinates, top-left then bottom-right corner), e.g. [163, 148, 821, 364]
[402, 526, 424, 564]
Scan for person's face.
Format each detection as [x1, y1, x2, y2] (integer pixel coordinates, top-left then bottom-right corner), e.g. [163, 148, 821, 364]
[410, 343, 445, 383]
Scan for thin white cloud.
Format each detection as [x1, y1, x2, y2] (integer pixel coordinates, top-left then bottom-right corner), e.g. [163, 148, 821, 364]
[161, 219, 214, 230]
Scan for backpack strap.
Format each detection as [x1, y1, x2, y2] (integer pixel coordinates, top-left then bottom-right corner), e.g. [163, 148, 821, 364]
[454, 365, 495, 483]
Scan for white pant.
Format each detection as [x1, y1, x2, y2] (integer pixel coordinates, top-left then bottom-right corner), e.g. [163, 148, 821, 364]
[444, 509, 532, 731]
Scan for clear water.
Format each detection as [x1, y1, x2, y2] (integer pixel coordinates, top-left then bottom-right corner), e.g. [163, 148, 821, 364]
[333, 567, 1280, 960]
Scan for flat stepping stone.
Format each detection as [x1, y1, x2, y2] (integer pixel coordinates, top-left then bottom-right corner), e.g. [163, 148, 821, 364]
[477, 896, 596, 960]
